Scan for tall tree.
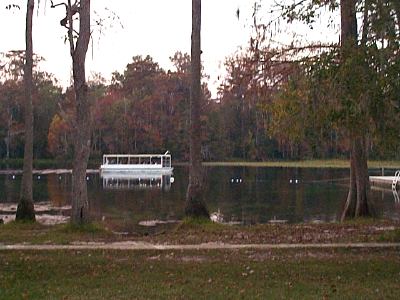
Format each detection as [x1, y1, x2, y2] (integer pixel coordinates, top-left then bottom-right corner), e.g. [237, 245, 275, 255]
[52, 0, 91, 224]
[262, 0, 385, 219]
[185, 0, 209, 218]
[70, 0, 91, 224]
[340, 0, 373, 220]
[16, 0, 35, 221]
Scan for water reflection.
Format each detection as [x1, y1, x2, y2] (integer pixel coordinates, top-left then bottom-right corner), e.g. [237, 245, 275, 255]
[0, 167, 399, 230]
[393, 190, 400, 204]
[101, 172, 174, 191]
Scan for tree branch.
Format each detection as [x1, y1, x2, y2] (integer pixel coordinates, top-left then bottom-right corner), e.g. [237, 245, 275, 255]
[67, 0, 75, 56]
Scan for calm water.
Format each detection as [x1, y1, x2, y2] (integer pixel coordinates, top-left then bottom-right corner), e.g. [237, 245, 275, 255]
[1, 167, 399, 231]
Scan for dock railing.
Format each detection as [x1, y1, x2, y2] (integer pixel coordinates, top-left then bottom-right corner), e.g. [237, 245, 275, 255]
[392, 170, 400, 191]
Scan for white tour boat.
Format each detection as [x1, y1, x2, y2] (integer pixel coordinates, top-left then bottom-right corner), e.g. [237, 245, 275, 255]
[100, 151, 173, 174]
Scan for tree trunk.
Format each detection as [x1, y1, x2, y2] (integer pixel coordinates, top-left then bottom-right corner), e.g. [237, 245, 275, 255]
[353, 136, 371, 216]
[341, 148, 356, 220]
[392, 0, 400, 32]
[185, 0, 209, 218]
[340, 0, 358, 45]
[340, 0, 373, 221]
[5, 132, 10, 159]
[341, 135, 373, 220]
[70, 0, 91, 224]
[16, 0, 35, 222]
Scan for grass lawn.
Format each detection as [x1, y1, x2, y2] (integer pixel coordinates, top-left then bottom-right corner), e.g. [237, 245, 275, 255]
[202, 160, 400, 169]
[0, 248, 399, 299]
[0, 222, 117, 245]
[1, 221, 399, 299]
[1, 220, 400, 245]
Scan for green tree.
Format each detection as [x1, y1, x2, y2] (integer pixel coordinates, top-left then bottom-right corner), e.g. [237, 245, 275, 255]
[263, 0, 399, 219]
[33, 74, 62, 158]
[0, 79, 24, 159]
[339, 0, 372, 219]
[0, 51, 27, 159]
[99, 53, 209, 161]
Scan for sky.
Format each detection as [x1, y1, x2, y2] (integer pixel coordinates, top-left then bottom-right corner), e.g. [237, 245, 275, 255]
[0, 0, 258, 96]
[0, 1, 338, 97]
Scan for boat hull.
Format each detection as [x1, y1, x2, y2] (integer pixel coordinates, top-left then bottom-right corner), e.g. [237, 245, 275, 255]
[100, 164, 173, 175]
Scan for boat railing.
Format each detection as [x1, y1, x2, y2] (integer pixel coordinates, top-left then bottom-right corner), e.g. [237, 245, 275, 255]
[102, 153, 172, 168]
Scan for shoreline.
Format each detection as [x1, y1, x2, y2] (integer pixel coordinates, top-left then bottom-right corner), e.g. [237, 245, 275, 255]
[2, 159, 400, 170]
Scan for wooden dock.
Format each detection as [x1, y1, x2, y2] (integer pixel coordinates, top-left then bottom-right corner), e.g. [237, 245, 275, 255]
[0, 169, 100, 175]
[370, 176, 396, 189]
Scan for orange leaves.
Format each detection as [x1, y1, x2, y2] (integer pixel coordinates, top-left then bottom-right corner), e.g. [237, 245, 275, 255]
[47, 114, 71, 158]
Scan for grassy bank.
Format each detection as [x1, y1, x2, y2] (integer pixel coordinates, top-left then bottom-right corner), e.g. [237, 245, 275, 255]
[203, 160, 400, 169]
[2, 158, 400, 169]
[0, 222, 116, 245]
[0, 248, 399, 299]
[1, 221, 399, 299]
[1, 220, 399, 245]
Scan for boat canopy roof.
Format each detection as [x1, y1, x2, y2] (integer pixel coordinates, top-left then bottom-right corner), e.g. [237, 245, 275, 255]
[103, 151, 170, 159]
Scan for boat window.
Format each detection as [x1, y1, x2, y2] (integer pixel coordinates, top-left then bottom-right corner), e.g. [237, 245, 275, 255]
[120, 157, 129, 165]
[152, 157, 161, 165]
[102, 154, 172, 168]
[141, 157, 151, 165]
[129, 157, 139, 165]
[162, 156, 171, 167]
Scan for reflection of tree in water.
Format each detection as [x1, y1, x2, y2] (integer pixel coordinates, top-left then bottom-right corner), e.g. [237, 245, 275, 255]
[205, 167, 358, 224]
[393, 190, 400, 204]
[2, 175, 18, 203]
[1, 167, 396, 227]
[0, 174, 37, 204]
[88, 171, 186, 232]
[46, 174, 70, 207]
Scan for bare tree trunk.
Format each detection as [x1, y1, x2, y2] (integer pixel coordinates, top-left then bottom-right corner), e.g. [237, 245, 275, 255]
[70, 0, 91, 224]
[340, 0, 358, 43]
[6, 130, 10, 159]
[5, 104, 12, 159]
[340, 0, 373, 221]
[341, 148, 356, 220]
[16, 0, 35, 222]
[353, 135, 371, 213]
[185, 0, 209, 218]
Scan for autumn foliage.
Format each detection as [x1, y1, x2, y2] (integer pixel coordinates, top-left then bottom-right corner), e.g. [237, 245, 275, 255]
[1, 41, 399, 162]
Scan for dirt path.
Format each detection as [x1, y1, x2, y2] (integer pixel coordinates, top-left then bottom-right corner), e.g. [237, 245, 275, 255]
[1, 242, 400, 251]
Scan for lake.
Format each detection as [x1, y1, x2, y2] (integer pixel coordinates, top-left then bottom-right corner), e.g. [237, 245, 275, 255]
[0, 167, 399, 231]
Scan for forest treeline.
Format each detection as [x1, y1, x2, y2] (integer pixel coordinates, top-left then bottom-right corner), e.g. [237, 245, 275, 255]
[1, 42, 399, 162]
